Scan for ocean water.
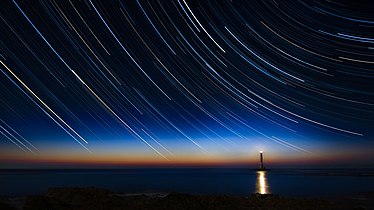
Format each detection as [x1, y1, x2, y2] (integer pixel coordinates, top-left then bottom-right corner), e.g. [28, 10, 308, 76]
[0, 168, 373, 197]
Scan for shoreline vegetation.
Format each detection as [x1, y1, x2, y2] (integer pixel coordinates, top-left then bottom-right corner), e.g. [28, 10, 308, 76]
[1, 187, 373, 210]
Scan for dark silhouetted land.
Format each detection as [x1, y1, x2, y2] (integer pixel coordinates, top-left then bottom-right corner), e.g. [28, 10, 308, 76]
[1, 187, 373, 210]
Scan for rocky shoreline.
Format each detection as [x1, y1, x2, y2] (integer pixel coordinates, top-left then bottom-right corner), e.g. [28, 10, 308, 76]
[1, 187, 373, 210]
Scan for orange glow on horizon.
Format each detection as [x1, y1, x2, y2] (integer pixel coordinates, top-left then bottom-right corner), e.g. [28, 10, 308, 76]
[1, 144, 372, 168]
[0, 148, 357, 168]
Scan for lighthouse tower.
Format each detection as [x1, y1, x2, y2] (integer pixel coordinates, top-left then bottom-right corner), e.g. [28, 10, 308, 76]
[259, 151, 266, 171]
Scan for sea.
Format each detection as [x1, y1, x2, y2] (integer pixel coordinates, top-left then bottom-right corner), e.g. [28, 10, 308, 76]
[1, 168, 373, 197]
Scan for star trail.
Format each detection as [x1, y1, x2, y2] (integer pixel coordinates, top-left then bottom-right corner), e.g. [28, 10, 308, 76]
[0, 0, 373, 167]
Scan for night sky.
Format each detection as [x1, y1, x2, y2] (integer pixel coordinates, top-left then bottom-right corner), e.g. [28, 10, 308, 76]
[1, 0, 373, 168]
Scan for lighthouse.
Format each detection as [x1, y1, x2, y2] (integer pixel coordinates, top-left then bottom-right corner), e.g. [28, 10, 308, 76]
[258, 151, 266, 171]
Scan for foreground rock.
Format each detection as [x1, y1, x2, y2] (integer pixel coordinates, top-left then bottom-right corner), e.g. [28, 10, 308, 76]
[2, 187, 371, 210]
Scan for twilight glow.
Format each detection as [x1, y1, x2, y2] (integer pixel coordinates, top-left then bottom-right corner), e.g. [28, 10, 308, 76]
[0, 0, 373, 168]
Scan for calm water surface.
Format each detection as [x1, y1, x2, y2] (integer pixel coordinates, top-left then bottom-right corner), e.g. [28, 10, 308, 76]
[0, 168, 373, 197]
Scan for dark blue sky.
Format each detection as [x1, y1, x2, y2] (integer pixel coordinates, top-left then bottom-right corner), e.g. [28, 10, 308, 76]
[0, 0, 373, 167]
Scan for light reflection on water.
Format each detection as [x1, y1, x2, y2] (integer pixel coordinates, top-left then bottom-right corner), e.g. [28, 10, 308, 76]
[256, 171, 270, 194]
